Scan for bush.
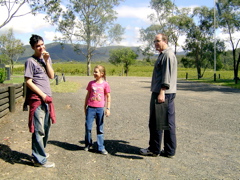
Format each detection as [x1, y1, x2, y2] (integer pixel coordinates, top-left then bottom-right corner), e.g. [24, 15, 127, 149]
[0, 68, 6, 83]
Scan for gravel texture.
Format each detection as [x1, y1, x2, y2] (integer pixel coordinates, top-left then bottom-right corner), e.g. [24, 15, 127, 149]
[0, 76, 239, 179]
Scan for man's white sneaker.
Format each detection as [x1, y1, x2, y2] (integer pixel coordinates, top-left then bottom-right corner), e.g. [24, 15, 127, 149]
[100, 149, 108, 155]
[34, 161, 55, 168]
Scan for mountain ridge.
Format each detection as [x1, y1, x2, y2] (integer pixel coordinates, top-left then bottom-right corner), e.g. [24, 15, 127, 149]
[18, 42, 186, 63]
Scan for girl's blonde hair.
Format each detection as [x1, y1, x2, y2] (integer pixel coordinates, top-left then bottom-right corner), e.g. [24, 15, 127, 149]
[94, 65, 106, 80]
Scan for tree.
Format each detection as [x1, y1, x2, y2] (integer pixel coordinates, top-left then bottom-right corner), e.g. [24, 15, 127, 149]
[139, 0, 176, 58]
[217, 0, 240, 83]
[0, 0, 45, 29]
[40, 0, 125, 76]
[109, 47, 138, 76]
[0, 28, 25, 74]
[139, 0, 192, 62]
[167, 7, 193, 54]
[183, 6, 225, 78]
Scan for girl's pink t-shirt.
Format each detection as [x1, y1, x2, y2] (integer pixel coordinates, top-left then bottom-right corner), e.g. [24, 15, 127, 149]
[86, 80, 111, 108]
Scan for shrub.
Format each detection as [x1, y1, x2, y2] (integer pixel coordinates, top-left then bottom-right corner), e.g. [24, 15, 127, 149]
[0, 68, 6, 83]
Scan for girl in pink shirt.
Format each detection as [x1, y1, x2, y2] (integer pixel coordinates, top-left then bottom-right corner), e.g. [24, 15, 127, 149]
[84, 65, 111, 155]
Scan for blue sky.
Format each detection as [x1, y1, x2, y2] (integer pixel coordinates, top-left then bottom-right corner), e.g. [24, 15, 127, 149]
[0, 0, 228, 50]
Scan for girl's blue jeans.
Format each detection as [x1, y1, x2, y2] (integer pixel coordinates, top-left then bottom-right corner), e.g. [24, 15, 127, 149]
[85, 106, 105, 151]
[32, 103, 51, 164]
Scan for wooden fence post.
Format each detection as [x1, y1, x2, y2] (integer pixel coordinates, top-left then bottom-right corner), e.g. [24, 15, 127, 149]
[62, 73, 66, 82]
[186, 73, 188, 80]
[23, 82, 27, 98]
[55, 75, 59, 85]
[9, 86, 15, 112]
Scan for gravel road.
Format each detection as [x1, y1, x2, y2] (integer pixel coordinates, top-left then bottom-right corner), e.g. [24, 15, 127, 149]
[0, 76, 239, 180]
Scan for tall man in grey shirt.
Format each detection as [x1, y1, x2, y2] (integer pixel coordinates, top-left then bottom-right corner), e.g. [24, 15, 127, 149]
[140, 33, 177, 157]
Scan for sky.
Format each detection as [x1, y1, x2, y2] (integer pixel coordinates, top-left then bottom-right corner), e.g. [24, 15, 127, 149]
[0, 0, 236, 51]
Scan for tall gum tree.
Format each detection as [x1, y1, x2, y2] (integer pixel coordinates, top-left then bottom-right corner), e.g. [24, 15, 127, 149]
[40, 0, 125, 76]
[0, 28, 25, 74]
[183, 6, 225, 78]
[139, 0, 191, 58]
[217, 0, 240, 84]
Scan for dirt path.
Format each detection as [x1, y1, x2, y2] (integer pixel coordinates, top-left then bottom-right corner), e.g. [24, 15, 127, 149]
[0, 76, 239, 179]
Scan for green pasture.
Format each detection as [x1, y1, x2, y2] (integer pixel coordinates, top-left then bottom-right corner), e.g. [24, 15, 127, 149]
[4, 62, 240, 91]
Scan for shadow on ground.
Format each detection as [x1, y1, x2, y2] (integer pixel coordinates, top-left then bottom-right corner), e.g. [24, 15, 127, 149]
[48, 140, 143, 159]
[0, 144, 33, 166]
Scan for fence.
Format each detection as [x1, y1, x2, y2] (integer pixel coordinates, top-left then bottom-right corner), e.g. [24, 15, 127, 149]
[50, 73, 66, 85]
[0, 83, 25, 118]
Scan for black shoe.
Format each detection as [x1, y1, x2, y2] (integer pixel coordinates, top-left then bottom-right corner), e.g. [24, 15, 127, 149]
[140, 148, 159, 157]
[160, 150, 174, 158]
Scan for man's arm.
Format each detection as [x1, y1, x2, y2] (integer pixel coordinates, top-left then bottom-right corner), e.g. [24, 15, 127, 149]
[25, 77, 47, 101]
[45, 60, 54, 79]
[43, 52, 54, 79]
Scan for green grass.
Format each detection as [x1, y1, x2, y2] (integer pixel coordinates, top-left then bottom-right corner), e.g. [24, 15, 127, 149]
[50, 81, 81, 93]
[3, 76, 82, 93]
[4, 63, 240, 90]
[3, 76, 24, 84]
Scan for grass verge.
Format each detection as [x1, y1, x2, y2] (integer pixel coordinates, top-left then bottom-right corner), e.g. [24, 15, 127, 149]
[3, 77, 82, 93]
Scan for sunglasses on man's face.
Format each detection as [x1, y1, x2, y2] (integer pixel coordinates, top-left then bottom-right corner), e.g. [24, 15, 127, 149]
[153, 40, 162, 43]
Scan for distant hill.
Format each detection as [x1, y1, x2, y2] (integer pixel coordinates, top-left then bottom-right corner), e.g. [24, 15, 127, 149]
[18, 43, 144, 63]
[18, 42, 186, 63]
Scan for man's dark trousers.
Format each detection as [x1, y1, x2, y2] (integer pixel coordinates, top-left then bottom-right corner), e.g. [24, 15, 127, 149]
[148, 92, 176, 156]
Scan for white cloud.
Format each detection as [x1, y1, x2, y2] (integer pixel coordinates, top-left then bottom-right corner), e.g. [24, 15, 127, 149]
[0, 3, 53, 38]
[1, 4, 48, 31]
[217, 31, 240, 50]
[115, 5, 153, 25]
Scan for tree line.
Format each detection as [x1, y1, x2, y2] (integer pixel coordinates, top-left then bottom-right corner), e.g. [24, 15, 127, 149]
[0, 0, 239, 82]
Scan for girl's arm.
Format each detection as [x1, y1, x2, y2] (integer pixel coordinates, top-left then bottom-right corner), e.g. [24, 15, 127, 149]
[105, 92, 111, 117]
[84, 91, 90, 115]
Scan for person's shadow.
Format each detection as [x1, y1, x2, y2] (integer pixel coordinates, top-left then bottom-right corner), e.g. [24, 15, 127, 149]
[104, 140, 143, 159]
[48, 140, 143, 159]
[0, 144, 33, 166]
[48, 140, 83, 151]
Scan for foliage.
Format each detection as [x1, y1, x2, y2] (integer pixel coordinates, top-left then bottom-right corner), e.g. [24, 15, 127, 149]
[39, 0, 125, 76]
[140, 0, 239, 83]
[140, 0, 193, 56]
[109, 48, 138, 76]
[0, 28, 25, 74]
[0, 54, 9, 64]
[0, 68, 6, 83]
[182, 6, 225, 78]
[217, 0, 240, 83]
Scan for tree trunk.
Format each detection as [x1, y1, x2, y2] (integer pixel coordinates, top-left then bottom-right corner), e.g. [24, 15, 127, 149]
[234, 53, 240, 84]
[197, 66, 201, 79]
[87, 60, 91, 76]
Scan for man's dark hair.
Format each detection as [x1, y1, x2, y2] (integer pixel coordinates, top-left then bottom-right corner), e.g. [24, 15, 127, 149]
[29, 34, 44, 47]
